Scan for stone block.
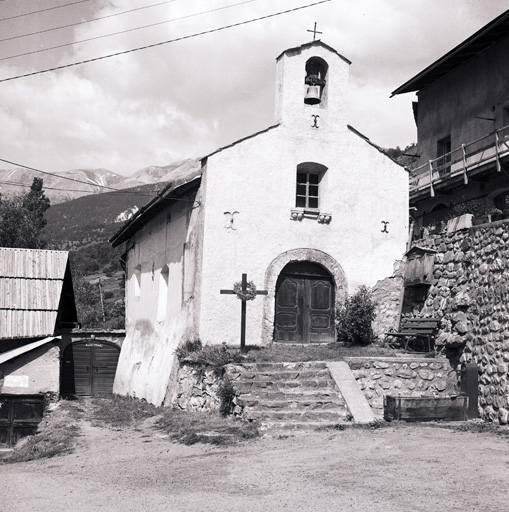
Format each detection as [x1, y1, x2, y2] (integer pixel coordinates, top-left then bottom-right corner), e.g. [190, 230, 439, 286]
[397, 369, 413, 379]
[418, 370, 434, 381]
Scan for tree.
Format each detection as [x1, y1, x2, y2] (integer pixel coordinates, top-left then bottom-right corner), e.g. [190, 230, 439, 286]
[0, 178, 50, 248]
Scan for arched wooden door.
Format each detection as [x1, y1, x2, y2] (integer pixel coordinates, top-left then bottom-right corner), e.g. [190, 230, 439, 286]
[61, 341, 120, 397]
[274, 262, 335, 343]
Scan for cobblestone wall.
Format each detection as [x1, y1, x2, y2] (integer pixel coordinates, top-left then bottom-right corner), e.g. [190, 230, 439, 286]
[347, 357, 459, 414]
[416, 220, 509, 423]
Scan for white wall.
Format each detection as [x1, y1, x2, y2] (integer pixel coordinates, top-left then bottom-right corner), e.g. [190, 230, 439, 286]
[198, 124, 408, 347]
[113, 186, 203, 405]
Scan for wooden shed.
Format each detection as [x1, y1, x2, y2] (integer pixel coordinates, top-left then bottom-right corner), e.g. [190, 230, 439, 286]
[0, 248, 78, 447]
[404, 246, 437, 287]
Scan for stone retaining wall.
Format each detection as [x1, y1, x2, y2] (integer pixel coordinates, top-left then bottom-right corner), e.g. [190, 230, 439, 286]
[170, 364, 221, 412]
[347, 357, 459, 415]
[372, 261, 404, 338]
[416, 220, 509, 423]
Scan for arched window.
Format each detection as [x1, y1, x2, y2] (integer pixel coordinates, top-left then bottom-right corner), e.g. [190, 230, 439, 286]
[133, 264, 141, 298]
[304, 57, 328, 106]
[157, 265, 169, 321]
[296, 162, 327, 209]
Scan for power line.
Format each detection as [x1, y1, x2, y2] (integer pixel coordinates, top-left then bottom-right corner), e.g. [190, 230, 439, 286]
[0, 0, 260, 63]
[0, 0, 331, 83]
[0, 0, 179, 42]
[0, 1, 92, 23]
[0, 158, 197, 201]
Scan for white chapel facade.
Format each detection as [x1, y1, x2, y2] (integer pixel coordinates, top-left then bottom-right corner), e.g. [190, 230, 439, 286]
[111, 40, 409, 405]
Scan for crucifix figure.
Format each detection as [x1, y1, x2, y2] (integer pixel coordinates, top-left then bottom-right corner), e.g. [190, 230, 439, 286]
[307, 22, 322, 41]
[220, 273, 268, 352]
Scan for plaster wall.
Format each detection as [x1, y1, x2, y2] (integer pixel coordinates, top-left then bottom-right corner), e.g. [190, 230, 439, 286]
[275, 43, 350, 131]
[416, 37, 509, 167]
[113, 187, 203, 405]
[0, 343, 60, 395]
[198, 122, 408, 346]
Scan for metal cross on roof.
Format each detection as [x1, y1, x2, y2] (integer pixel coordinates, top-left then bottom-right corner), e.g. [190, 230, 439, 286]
[307, 22, 322, 41]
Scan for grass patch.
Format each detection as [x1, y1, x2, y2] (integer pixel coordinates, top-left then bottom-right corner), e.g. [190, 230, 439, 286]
[177, 342, 244, 377]
[90, 395, 160, 428]
[243, 342, 399, 362]
[156, 410, 260, 445]
[448, 421, 509, 437]
[1, 400, 84, 464]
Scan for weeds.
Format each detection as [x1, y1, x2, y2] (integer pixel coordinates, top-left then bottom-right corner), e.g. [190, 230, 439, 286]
[90, 395, 160, 428]
[1, 401, 84, 464]
[156, 410, 259, 445]
[176, 340, 244, 377]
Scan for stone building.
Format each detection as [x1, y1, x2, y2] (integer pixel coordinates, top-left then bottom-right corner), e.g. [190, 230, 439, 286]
[110, 40, 409, 406]
[392, 9, 509, 234]
[390, 10, 509, 423]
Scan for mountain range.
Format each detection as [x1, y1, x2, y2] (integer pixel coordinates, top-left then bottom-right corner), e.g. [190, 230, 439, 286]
[0, 159, 197, 204]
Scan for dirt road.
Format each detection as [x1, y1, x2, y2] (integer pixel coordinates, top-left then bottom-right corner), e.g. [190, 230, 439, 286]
[1, 419, 508, 512]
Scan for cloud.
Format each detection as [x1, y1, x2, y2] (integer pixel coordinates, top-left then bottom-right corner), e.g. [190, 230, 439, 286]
[0, 0, 507, 174]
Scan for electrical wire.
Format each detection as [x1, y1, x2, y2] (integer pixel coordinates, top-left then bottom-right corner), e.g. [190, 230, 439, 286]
[0, 0, 331, 83]
[0, 158, 198, 201]
[0, 0, 260, 62]
[0, 1, 92, 23]
[0, 0, 180, 42]
[0, 179, 149, 195]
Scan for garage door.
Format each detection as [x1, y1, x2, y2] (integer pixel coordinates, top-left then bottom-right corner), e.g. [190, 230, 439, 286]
[61, 341, 120, 397]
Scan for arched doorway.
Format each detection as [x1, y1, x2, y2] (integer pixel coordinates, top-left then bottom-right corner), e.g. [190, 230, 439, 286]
[274, 261, 335, 343]
[61, 341, 120, 397]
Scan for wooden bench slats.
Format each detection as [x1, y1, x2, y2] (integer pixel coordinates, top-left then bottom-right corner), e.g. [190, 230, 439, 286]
[385, 318, 440, 351]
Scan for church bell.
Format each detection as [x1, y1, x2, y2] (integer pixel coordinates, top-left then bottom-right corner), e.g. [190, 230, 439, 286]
[304, 85, 321, 105]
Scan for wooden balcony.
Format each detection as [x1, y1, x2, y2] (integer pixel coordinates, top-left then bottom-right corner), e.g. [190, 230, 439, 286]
[410, 124, 509, 201]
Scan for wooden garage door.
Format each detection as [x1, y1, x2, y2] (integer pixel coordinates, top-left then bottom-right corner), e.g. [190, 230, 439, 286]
[61, 341, 120, 397]
[0, 395, 44, 448]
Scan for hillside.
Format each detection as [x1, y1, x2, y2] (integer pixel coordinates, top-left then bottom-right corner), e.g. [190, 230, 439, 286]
[0, 160, 197, 205]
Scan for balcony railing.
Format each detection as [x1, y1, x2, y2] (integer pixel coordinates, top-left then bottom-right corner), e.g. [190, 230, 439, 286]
[410, 124, 509, 197]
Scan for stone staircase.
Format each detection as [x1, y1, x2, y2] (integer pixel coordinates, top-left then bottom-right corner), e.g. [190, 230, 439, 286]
[226, 361, 353, 430]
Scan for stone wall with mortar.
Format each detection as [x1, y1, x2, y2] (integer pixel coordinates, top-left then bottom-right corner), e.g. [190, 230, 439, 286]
[169, 364, 222, 412]
[347, 357, 459, 415]
[372, 261, 404, 338]
[415, 220, 509, 423]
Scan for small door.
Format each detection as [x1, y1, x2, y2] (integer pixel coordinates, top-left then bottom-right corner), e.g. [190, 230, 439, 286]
[0, 395, 45, 448]
[61, 341, 120, 397]
[275, 262, 335, 343]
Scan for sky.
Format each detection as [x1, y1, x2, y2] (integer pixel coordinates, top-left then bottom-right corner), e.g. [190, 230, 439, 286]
[0, 0, 507, 176]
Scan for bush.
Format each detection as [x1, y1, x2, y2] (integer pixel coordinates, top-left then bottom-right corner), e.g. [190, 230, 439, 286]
[175, 339, 243, 377]
[336, 286, 377, 346]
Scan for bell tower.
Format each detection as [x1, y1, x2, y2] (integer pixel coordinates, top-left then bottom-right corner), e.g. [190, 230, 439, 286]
[274, 41, 351, 134]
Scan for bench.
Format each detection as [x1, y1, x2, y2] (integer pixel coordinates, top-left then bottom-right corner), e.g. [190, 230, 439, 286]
[385, 317, 440, 352]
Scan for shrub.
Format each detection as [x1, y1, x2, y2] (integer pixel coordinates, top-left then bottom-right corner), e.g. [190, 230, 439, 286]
[217, 378, 236, 416]
[336, 286, 377, 346]
[175, 339, 243, 377]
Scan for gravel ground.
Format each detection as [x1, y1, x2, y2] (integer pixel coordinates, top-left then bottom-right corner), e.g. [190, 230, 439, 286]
[1, 417, 509, 512]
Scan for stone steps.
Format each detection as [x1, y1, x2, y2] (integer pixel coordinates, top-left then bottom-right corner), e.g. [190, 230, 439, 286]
[226, 361, 352, 429]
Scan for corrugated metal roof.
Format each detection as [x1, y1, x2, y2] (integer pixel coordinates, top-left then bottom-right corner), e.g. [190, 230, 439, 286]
[0, 248, 72, 339]
[0, 247, 68, 279]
